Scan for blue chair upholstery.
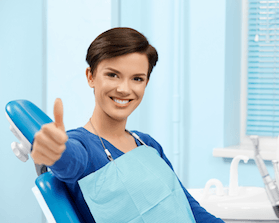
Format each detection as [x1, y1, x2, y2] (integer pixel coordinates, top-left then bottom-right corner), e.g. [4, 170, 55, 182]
[36, 171, 81, 223]
[6, 100, 82, 222]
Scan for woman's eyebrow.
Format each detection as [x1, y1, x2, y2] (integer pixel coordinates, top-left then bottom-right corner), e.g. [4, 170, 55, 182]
[105, 67, 147, 76]
[133, 73, 147, 77]
[105, 67, 121, 74]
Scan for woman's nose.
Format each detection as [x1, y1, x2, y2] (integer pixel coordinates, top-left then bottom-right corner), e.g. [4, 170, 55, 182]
[116, 81, 131, 95]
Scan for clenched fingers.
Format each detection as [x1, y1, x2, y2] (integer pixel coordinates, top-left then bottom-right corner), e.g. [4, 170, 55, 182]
[40, 123, 68, 144]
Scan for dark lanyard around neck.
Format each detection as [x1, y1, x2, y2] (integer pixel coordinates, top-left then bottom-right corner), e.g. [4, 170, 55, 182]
[89, 119, 147, 161]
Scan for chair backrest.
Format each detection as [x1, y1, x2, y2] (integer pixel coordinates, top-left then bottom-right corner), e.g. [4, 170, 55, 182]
[6, 100, 82, 222]
[36, 171, 81, 223]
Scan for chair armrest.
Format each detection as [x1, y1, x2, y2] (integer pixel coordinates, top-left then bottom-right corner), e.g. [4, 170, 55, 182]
[35, 172, 81, 223]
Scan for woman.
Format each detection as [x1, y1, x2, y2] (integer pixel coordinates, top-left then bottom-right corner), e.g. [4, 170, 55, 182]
[32, 27, 224, 223]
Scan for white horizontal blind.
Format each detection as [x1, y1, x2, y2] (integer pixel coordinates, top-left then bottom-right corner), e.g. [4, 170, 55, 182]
[247, 0, 279, 136]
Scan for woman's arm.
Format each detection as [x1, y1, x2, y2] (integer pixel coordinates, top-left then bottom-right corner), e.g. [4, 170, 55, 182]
[32, 98, 89, 183]
[49, 137, 89, 183]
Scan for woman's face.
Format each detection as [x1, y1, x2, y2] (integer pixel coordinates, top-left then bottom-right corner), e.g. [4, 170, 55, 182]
[86, 53, 149, 122]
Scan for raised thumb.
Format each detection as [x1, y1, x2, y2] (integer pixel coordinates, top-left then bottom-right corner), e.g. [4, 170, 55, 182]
[53, 98, 65, 131]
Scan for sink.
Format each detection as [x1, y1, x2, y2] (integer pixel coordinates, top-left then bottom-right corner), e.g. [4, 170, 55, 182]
[188, 187, 279, 221]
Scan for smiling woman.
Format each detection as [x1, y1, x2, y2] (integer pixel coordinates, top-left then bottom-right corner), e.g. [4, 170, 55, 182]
[86, 53, 149, 124]
[31, 27, 224, 223]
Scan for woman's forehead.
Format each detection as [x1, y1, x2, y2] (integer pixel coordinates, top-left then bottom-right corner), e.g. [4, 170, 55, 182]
[96, 53, 149, 75]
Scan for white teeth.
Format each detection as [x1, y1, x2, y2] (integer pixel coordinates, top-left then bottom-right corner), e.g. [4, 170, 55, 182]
[113, 98, 129, 104]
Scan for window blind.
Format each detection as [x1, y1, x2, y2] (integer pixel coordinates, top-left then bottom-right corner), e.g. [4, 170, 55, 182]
[247, 0, 279, 136]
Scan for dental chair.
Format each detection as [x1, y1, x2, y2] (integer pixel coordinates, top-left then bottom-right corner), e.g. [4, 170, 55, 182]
[5, 100, 81, 223]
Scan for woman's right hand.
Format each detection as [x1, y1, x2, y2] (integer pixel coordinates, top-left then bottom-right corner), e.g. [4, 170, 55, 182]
[31, 98, 68, 166]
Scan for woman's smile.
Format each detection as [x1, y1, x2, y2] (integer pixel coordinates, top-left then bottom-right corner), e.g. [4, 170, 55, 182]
[110, 97, 132, 107]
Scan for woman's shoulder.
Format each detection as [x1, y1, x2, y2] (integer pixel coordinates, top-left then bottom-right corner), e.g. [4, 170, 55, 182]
[131, 130, 173, 169]
[66, 127, 86, 135]
[65, 127, 104, 157]
[130, 130, 163, 153]
[66, 127, 86, 139]
[66, 127, 99, 144]
[130, 130, 154, 142]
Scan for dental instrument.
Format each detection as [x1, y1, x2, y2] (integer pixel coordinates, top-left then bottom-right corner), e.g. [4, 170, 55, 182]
[250, 135, 279, 218]
[273, 160, 279, 189]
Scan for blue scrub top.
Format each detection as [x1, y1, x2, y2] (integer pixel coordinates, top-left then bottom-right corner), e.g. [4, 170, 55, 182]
[49, 127, 224, 223]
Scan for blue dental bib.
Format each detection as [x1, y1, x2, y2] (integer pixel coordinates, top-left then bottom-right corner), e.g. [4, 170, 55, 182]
[78, 145, 196, 223]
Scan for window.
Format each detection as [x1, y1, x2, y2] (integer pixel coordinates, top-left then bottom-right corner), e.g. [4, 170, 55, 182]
[247, 0, 279, 137]
[213, 0, 279, 160]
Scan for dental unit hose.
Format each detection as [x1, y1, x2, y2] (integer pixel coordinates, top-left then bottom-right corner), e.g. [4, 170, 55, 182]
[250, 135, 279, 218]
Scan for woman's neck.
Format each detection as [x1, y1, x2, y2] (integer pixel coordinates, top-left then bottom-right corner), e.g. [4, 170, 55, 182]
[90, 108, 128, 139]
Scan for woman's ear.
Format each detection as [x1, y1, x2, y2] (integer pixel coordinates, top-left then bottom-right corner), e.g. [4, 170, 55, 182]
[86, 67, 94, 88]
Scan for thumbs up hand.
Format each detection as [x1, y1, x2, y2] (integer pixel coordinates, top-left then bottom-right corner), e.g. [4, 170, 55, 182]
[32, 98, 68, 166]
[53, 98, 65, 132]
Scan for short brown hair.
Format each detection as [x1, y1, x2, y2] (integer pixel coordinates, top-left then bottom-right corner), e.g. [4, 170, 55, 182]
[86, 27, 158, 80]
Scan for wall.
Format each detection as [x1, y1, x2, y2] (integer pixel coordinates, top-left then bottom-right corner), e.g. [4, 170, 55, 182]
[0, 0, 45, 222]
[187, 0, 227, 188]
[0, 1, 270, 222]
[187, 0, 269, 189]
[46, 0, 112, 128]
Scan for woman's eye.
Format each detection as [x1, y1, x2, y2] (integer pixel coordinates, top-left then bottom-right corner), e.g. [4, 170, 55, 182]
[134, 77, 144, 82]
[107, 73, 118, 78]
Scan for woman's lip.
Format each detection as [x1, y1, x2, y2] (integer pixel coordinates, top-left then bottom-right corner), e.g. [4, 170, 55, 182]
[110, 97, 132, 101]
[110, 97, 133, 107]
